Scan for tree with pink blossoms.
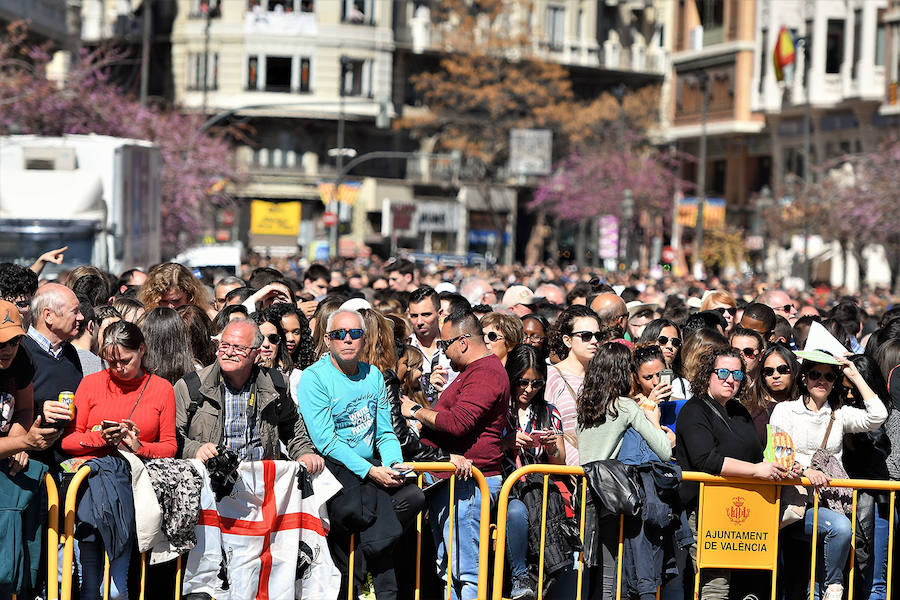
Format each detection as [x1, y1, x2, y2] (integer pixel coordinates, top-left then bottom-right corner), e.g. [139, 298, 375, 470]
[0, 23, 240, 252]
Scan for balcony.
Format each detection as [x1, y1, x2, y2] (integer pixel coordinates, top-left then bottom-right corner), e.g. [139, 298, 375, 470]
[244, 7, 317, 37]
[0, 0, 71, 45]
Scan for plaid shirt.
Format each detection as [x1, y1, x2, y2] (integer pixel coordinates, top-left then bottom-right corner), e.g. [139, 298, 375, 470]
[222, 378, 263, 461]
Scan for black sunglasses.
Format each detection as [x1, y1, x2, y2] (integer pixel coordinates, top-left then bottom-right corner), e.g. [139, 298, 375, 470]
[763, 364, 791, 377]
[438, 334, 470, 352]
[657, 335, 682, 348]
[516, 377, 545, 389]
[738, 346, 759, 359]
[570, 331, 603, 343]
[714, 307, 737, 317]
[264, 333, 280, 345]
[484, 331, 504, 343]
[807, 370, 837, 383]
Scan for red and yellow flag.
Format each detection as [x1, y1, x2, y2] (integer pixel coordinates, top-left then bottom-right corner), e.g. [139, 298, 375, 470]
[773, 26, 795, 82]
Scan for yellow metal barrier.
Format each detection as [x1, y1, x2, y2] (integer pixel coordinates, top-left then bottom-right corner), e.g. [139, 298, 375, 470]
[492, 466, 900, 600]
[346, 462, 492, 600]
[46, 473, 60, 600]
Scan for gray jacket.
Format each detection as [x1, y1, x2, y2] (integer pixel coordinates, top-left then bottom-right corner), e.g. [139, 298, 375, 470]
[174, 363, 316, 460]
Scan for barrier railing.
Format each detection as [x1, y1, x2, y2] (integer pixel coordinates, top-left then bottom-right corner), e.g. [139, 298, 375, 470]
[492, 465, 900, 600]
[347, 462, 491, 600]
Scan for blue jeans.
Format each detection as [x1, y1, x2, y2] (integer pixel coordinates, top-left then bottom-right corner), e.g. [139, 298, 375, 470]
[868, 503, 890, 600]
[428, 474, 529, 600]
[77, 539, 130, 600]
[802, 506, 852, 588]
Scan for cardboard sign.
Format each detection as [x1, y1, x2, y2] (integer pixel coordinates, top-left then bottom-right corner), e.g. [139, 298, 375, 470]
[697, 483, 779, 570]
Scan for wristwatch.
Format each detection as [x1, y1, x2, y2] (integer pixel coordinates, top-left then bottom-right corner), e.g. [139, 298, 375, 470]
[410, 404, 422, 414]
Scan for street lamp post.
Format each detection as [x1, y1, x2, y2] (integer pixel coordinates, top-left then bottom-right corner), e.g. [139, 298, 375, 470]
[692, 72, 709, 280]
[613, 84, 630, 270]
[799, 36, 813, 287]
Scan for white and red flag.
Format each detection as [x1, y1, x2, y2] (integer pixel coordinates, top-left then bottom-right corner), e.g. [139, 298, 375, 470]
[183, 460, 342, 600]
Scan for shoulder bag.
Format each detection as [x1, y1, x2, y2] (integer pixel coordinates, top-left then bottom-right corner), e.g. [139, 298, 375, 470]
[809, 410, 854, 516]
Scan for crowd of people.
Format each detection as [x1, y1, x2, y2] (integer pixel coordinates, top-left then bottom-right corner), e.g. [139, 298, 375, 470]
[1, 250, 900, 600]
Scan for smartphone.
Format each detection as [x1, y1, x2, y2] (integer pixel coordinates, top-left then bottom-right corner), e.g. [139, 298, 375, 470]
[530, 429, 549, 444]
[659, 369, 674, 386]
[101, 419, 119, 430]
[394, 466, 415, 476]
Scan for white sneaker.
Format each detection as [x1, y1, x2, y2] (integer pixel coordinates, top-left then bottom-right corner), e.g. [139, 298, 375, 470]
[823, 583, 843, 600]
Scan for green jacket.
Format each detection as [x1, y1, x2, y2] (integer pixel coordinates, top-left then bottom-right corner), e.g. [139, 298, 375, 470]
[0, 459, 48, 596]
[174, 363, 316, 461]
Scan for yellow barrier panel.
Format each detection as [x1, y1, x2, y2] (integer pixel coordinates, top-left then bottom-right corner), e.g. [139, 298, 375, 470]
[46, 473, 60, 600]
[346, 462, 491, 600]
[492, 467, 900, 600]
[61, 466, 91, 600]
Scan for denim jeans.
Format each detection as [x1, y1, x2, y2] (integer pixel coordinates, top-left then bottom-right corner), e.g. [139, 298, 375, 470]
[428, 474, 529, 600]
[802, 506, 852, 588]
[868, 503, 890, 600]
[77, 539, 130, 600]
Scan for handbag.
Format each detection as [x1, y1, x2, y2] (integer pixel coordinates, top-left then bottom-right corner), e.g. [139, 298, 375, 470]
[779, 484, 809, 528]
[809, 411, 854, 516]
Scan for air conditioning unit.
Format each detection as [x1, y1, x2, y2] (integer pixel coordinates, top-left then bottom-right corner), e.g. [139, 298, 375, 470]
[23, 147, 77, 170]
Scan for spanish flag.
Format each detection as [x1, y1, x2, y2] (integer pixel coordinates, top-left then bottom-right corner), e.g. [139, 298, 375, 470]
[773, 26, 795, 82]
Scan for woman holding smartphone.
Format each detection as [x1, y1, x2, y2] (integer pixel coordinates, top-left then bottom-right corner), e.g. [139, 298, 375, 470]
[61, 320, 177, 600]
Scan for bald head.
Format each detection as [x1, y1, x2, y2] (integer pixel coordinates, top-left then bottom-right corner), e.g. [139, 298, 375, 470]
[590, 293, 628, 328]
[31, 283, 83, 344]
[535, 283, 565, 306]
[758, 288, 797, 323]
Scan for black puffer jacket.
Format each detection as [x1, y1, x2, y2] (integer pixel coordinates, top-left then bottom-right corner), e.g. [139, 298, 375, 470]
[384, 369, 450, 462]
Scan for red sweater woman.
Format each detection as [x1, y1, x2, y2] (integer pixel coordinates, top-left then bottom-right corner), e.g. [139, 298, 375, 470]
[61, 321, 176, 460]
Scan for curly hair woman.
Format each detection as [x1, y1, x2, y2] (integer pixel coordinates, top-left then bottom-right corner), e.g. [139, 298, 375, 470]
[138, 263, 211, 315]
[675, 345, 793, 599]
[576, 341, 673, 600]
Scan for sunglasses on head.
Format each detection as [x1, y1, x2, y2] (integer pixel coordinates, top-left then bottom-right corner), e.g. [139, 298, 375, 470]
[807, 369, 836, 382]
[738, 347, 759, 359]
[715, 368, 745, 381]
[657, 335, 681, 348]
[327, 328, 364, 341]
[570, 331, 603, 343]
[484, 331, 504, 343]
[763, 364, 791, 377]
[0, 335, 23, 350]
[714, 307, 737, 317]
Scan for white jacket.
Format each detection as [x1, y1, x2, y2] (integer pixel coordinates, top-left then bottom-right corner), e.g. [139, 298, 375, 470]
[769, 395, 888, 467]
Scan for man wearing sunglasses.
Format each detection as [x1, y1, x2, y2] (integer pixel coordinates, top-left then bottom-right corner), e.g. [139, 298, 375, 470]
[175, 319, 322, 472]
[298, 309, 422, 600]
[402, 307, 509, 600]
[758, 288, 798, 325]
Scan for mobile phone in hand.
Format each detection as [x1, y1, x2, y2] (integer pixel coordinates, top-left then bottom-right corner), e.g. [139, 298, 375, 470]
[659, 369, 674, 386]
[101, 419, 119, 430]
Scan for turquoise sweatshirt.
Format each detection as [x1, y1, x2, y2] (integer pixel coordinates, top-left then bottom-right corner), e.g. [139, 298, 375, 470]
[298, 354, 403, 479]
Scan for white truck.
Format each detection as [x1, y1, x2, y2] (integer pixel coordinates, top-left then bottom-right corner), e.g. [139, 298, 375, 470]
[0, 134, 162, 275]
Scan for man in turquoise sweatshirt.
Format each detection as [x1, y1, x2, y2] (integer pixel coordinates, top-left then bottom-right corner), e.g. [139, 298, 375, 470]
[298, 308, 422, 600]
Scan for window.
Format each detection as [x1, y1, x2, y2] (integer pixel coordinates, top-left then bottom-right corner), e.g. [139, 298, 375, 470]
[247, 0, 313, 12]
[265, 56, 293, 92]
[299, 57, 311, 92]
[190, 0, 221, 18]
[826, 19, 845, 74]
[876, 17, 886, 67]
[341, 57, 371, 96]
[700, 0, 724, 46]
[187, 52, 218, 90]
[852, 9, 861, 79]
[758, 28, 767, 93]
[343, 0, 373, 24]
[247, 56, 259, 90]
[546, 5, 565, 50]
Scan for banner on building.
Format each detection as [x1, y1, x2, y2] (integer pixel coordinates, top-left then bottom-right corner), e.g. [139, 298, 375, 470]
[318, 181, 361, 206]
[250, 200, 302, 236]
[676, 197, 726, 229]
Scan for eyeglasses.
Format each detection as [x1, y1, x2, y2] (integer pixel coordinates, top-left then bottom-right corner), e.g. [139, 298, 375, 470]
[657, 335, 682, 348]
[570, 331, 603, 343]
[217, 342, 257, 356]
[714, 307, 737, 317]
[0, 335, 23, 350]
[524, 333, 546, 342]
[763, 364, 791, 377]
[738, 347, 759, 359]
[807, 370, 837, 383]
[484, 331, 505, 343]
[516, 377, 545, 389]
[263, 333, 280, 345]
[438, 333, 470, 352]
[715, 368, 745, 381]
[327, 328, 364, 341]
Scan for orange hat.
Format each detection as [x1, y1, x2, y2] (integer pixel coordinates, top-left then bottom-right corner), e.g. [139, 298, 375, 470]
[0, 300, 25, 343]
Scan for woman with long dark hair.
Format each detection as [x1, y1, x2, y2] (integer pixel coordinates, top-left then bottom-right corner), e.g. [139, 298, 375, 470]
[639, 319, 688, 400]
[266, 303, 316, 371]
[577, 341, 672, 600]
[505, 344, 564, 468]
[744, 344, 801, 444]
[770, 355, 887, 600]
[139, 307, 194, 385]
[176, 304, 216, 368]
[61, 320, 176, 600]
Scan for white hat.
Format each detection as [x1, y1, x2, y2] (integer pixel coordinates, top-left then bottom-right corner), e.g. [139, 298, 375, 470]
[339, 298, 372, 312]
[501, 285, 535, 308]
[686, 297, 703, 309]
[434, 282, 457, 294]
[626, 301, 658, 319]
